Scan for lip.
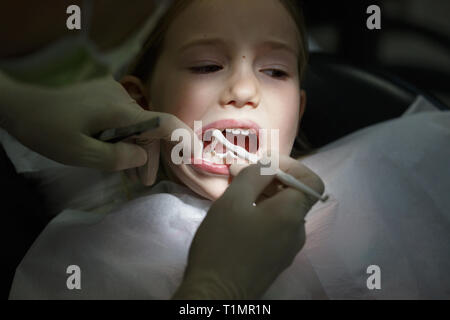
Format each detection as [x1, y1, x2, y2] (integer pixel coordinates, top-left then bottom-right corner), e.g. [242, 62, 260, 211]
[190, 157, 230, 175]
[190, 119, 261, 176]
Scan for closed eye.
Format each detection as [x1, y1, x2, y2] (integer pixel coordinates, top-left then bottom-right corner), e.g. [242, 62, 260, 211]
[189, 65, 223, 74]
[261, 69, 289, 79]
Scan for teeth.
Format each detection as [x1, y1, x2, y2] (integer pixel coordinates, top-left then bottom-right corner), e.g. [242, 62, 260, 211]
[239, 129, 249, 135]
[202, 128, 259, 164]
[223, 128, 251, 136]
[212, 130, 258, 163]
[214, 150, 239, 160]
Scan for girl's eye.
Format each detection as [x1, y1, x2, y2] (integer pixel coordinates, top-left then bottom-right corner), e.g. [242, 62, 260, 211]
[189, 65, 223, 74]
[262, 69, 289, 79]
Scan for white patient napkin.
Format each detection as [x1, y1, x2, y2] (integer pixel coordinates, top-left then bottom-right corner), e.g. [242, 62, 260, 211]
[8, 96, 450, 299]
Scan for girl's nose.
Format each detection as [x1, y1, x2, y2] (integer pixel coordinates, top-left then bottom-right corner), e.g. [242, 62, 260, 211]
[220, 67, 260, 109]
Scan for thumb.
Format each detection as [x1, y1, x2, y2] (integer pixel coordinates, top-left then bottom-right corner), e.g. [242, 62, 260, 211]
[226, 163, 276, 203]
[116, 110, 203, 158]
[137, 139, 161, 185]
[81, 136, 148, 171]
[229, 163, 250, 177]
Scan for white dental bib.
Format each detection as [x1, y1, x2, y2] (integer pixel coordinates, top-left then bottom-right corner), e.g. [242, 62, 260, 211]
[8, 96, 450, 299]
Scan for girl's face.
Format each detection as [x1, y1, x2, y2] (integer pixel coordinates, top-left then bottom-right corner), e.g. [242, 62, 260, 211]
[144, 0, 306, 200]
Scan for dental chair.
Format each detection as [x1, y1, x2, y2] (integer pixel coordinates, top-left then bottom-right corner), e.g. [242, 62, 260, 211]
[299, 53, 449, 149]
[2, 52, 448, 299]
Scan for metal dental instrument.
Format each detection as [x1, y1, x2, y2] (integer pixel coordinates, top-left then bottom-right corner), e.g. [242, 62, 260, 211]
[95, 117, 160, 143]
[211, 129, 329, 202]
[275, 169, 329, 202]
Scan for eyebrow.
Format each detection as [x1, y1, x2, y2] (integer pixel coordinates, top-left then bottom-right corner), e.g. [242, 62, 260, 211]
[178, 38, 228, 52]
[258, 39, 299, 57]
[178, 37, 298, 57]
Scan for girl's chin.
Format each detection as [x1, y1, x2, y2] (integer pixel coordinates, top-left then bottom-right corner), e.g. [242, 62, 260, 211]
[161, 145, 231, 200]
[169, 162, 230, 201]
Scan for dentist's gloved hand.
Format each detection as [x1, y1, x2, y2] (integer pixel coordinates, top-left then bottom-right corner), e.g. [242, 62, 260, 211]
[173, 155, 325, 299]
[0, 73, 201, 185]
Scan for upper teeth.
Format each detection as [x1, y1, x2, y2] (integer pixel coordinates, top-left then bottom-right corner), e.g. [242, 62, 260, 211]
[225, 128, 251, 136]
[212, 130, 258, 163]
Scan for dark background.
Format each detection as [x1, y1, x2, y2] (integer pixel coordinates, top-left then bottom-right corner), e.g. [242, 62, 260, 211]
[303, 0, 450, 105]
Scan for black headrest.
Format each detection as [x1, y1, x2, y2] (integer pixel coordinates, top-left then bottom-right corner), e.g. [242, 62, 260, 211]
[301, 53, 448, 147]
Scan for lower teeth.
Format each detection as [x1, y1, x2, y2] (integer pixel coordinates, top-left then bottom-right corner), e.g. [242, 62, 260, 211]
[202, 150, 240, 165]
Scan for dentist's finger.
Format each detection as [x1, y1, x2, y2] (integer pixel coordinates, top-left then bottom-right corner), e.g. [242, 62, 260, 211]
[229, 163, 250, 176]
[260, 156, 325, 217]
[226, 163, 276, 204]
[258, 154, 325, 200]
[98, 108, 203, 160]
[150, 113, 203, 158]
[78, 135, 148, 171]
[137, 139, 160, 186]
[277, 155, 325, 194]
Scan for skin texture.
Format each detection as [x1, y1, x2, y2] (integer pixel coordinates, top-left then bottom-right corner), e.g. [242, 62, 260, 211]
[124, 0, 307, 200]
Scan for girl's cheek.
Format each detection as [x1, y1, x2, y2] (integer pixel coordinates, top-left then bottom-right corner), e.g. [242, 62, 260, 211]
[166, 80, 217, 123]
[272, 90, 300, 150]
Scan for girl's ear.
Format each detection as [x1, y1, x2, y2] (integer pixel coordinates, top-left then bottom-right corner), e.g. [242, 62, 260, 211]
[299, 89, 307, 120]
[120, 75, 150, 110]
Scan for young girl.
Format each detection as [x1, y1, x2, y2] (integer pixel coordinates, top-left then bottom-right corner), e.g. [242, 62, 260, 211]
[11, 0, 325, 299]
[10, 0, 450, 299]
[123, 0, 311, 200]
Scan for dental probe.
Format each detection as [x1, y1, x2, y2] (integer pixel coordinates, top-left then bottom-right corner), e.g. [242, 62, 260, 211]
[211, 129, 329, 202]
[95, 117, 160, 143]
[275, 169, 329, 202]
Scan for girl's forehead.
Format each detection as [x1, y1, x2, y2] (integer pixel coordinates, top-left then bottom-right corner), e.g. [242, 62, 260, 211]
[164, 0, 300, 52]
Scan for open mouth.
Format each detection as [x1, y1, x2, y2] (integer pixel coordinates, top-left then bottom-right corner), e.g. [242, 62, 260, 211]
[190, 119, 261, 175]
